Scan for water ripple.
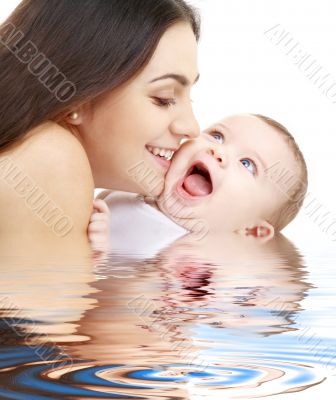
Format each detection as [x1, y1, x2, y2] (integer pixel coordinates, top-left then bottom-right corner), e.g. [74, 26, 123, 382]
[0, 346, 329, 399]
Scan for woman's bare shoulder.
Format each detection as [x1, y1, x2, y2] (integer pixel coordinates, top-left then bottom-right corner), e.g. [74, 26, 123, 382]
[12, 120, 89, 159]
[0, 121, 94, 235]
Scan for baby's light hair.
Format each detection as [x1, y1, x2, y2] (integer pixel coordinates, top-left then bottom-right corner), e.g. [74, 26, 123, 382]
[252, 114, 308, 231]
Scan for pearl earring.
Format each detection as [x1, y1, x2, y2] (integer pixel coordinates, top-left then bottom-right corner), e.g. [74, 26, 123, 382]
[69, 112, 78, 120]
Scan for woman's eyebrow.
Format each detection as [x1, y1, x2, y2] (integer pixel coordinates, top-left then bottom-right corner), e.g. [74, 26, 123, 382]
[149, 73, 200, 86]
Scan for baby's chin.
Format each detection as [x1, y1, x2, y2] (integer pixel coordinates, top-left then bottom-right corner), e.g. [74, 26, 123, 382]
[156, 191, 210, 240]
[137, 177, 164, 199]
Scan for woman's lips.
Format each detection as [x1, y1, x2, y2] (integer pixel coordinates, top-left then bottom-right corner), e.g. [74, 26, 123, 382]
[148, 150, 172, 168]
[146, 145, 177, 169]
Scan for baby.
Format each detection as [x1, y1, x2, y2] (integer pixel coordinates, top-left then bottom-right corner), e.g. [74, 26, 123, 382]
[89, 114, 307, 255]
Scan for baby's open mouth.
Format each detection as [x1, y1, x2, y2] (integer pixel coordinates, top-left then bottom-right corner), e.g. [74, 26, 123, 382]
[182, 162, 213, 197]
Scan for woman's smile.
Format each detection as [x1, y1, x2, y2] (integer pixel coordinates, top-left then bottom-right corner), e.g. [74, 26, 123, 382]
[146, 145, 177, 169]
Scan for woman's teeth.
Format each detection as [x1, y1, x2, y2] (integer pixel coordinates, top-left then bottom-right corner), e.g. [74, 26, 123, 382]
[147, 146, 174, 161]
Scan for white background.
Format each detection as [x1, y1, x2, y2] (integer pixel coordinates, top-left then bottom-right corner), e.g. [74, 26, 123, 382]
[2, 1, 336, 253]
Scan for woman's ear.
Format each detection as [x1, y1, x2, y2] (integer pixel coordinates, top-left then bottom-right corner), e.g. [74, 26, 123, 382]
[60, 103, 92, 140]
[64, 110, 83, 125]
[63, 101, 93, 126]
[241, 221, 275, 243]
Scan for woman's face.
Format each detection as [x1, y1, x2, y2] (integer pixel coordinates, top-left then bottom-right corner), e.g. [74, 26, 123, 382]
[72, 22, 199, 195]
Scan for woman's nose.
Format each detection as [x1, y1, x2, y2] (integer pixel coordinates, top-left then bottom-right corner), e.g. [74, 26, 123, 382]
[170, 104, 200, 139]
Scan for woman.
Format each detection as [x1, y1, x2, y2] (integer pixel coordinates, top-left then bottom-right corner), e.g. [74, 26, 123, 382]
[0, 0, 200, 254]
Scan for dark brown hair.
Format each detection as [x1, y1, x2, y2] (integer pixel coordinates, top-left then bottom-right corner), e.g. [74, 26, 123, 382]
[0, 0, 200, 150]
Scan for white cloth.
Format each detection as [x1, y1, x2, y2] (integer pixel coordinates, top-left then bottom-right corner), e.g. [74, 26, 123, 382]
[99, 191, 187, 258]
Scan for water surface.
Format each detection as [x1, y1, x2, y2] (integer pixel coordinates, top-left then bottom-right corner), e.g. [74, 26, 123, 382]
[0, 233, 335, 399]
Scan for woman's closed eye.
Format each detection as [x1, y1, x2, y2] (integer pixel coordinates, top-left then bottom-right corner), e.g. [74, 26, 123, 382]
[240, 158, 257, 175]
[153, 97, 176, 108]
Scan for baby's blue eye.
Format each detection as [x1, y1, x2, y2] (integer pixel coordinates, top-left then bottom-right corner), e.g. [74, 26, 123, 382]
[241, 158, 257, 175]
[209, 131, 225, 144]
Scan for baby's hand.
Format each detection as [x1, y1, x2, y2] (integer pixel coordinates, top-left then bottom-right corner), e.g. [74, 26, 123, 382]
[88, 199, 111, 255]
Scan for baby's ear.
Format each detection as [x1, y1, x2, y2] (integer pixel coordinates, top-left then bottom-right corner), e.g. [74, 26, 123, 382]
[244, 221, 275, 243]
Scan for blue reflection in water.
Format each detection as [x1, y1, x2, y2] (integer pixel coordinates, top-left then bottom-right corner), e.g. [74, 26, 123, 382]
[0, 346, 138, 399]
[0, 235, 335, 399]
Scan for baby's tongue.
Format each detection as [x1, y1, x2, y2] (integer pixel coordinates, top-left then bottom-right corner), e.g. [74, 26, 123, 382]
[183, 174, 211, 196]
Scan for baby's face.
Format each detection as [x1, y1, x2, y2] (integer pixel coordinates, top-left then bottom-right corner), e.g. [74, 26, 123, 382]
[158, 114, 299, 234]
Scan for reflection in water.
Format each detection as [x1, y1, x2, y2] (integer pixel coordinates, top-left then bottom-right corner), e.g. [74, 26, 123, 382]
[0, 233, 334, 398]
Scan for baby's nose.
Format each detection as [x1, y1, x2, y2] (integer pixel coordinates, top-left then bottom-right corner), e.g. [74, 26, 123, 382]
[207, 148, 226, 167]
